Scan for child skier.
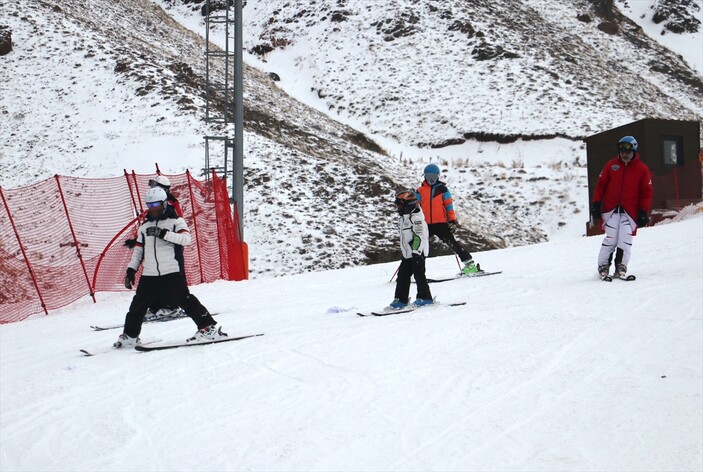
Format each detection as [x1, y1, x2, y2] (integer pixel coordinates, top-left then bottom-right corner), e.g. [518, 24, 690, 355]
[416, 163, 479, 275]
[389, 190, 433, 309]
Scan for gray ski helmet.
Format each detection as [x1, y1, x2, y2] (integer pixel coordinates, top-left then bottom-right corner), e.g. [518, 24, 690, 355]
[145, 187, 167, 205]
[149, 175, 171, 190]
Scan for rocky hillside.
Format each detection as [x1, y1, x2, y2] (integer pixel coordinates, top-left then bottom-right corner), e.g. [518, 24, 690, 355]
[231, 0, 702, 147]
[1, 0, 701, 277]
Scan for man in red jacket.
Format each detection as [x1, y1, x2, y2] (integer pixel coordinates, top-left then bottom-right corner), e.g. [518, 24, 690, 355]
[591, 136, 653, 279]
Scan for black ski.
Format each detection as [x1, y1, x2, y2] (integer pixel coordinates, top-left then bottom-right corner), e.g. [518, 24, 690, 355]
[615, 274, 636, 281]
[427, 271, 502, 283]
[134, 333, 264, 352]
[600, 274, 613, 282]
[357, 301, 467, 317]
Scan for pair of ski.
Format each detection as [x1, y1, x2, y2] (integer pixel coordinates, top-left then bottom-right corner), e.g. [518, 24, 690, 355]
[427, 270, 501, 283]
[90, 312, 219, 331]
[80, 333, 264, 356]
[600, 273, 636, 282]
[357, 301, 466, 317]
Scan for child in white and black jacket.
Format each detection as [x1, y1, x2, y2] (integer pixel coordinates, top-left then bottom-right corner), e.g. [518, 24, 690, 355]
[389, 190, 433, 310]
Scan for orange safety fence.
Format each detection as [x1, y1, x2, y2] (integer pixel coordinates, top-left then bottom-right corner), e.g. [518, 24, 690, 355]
[0, 169, 246, 324]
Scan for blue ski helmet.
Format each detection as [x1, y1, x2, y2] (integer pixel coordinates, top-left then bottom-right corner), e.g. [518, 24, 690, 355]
[424, 163, 440, 174]
[618, 136, 638, 152]
[423, 163, 440, 185]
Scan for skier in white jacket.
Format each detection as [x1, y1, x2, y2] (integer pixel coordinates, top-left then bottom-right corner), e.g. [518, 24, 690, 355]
[389, 190, 433, 310]
[114, 187, 226, 347]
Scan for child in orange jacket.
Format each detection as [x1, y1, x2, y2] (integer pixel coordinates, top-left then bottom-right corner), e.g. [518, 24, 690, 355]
[416, 164, 479, 275]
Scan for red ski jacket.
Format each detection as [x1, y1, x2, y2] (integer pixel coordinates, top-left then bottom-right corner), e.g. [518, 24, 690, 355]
[593, 153, 653, 220]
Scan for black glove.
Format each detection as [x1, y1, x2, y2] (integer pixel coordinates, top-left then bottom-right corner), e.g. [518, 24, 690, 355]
[146, 226, 168, 239]
[123, 238, 137, 249]
[636, 210, 649, 227]
[590, 202, 601, 220]
[448, 220, 458, 234]
[124, 268, 136, 289]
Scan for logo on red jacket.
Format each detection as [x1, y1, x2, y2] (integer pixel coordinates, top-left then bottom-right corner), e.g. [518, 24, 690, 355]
[611, 164, 620, 171]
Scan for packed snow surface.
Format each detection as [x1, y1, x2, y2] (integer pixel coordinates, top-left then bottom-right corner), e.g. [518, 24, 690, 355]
[1, 215, 701, 471]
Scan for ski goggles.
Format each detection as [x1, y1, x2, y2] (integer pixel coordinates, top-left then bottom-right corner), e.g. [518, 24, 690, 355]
[146, 201, 162, 208]
[424, 173, 439, 184]
[618, 142, 635, 152]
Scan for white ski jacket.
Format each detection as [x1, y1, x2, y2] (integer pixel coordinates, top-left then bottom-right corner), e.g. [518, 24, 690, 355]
[128, 207, 191, 276]
[399, 208, 429, 259]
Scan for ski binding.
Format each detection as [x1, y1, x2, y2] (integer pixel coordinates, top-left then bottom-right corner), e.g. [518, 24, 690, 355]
[80, 338, 162, 357]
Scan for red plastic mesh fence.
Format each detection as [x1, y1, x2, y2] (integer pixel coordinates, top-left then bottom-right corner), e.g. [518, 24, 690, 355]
[650, 159, 703, 209]
[0, 170, 246, 324]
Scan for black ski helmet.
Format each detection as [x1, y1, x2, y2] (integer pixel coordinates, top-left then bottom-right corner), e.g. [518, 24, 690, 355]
[395, 190, 418, 215]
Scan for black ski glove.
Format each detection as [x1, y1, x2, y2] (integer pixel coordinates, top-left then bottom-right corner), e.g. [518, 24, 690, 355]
[123, 238, 137, 249]
[146, 227, 168, 239]
[124, 268, 136, 289]
[590, 202, 601, 220]
[636, 210, 649, 227]
[448, 220, 458, 234]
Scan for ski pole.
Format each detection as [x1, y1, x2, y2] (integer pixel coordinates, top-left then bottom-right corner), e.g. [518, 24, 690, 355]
[388, 263, 400, 283]
[455, 255, 462, 270]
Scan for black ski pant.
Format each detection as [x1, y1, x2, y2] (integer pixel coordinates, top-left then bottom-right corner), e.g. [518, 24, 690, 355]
[608, 248, 624, 267]
[394, 255, 432, 303]
[123, 272, 215, 338]
[148, 268, 188, 313]
[428, 223, 472, 262]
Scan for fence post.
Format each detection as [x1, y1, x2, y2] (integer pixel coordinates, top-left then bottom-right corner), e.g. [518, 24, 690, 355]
[211, 169, 225, 279]
[185, 170, 205, 283]
[124, 170, 140, 216]
[0, 186, 49, 315]
[54, 176, 96, 303]
[132, 171, 144, 213]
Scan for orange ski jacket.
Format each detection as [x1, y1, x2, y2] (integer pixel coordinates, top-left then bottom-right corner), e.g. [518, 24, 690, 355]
[416, 181, 457, 224]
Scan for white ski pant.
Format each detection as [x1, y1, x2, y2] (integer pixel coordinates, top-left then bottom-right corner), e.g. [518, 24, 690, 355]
[598, 212, 635, 267]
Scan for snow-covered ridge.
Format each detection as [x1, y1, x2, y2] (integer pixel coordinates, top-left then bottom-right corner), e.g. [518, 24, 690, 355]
[237, 0, 702, 146]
